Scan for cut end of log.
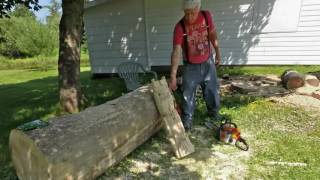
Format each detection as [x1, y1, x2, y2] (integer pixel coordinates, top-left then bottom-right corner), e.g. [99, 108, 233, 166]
[9, 129, 50, 180]
[286, 77, 305, 89]
[305, 75, 320, 87]
[281, 70, 305, 90]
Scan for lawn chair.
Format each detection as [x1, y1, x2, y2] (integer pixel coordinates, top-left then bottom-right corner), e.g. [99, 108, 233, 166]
[117, 61, 158, 91]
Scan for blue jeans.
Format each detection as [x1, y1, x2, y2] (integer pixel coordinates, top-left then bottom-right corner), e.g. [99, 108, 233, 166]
[181, 57, 220, 129]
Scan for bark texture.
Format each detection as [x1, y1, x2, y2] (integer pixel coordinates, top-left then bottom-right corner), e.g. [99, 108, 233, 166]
[58, 0, 84, 113]
[10, 86, 162, 180]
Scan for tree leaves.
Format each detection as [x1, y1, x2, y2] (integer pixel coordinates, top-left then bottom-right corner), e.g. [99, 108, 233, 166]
[0, 0, 41, 18]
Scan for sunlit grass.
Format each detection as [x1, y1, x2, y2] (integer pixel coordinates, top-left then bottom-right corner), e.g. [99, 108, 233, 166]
[0, 65, 319, 179]
[0, 67, 126, 178]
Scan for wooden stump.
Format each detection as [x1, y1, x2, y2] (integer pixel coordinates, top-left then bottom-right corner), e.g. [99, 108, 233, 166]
[305, 74, 319, 87]
[309, 71, 320, 80]
[281, 70, 305, 90]
[9, 86, 162, 180]
[152, 77, 194, 159]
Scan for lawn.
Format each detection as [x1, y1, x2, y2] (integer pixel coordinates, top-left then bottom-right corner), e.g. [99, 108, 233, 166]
[0, 65, 319, 179]
[0, 67, 127, 179]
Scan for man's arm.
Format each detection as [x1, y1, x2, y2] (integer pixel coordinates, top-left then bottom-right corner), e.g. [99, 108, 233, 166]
[209, 29, 221, 66]
[169, 45, 182, 90]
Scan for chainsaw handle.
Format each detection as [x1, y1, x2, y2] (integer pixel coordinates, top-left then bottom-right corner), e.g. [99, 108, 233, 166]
[220, 122, 237, 129]
[235, 138, 249, 151]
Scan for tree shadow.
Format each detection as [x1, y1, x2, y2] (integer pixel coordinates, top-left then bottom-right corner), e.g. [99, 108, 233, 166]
[92, 0, 276, 177]
[0, 70, 127, 178]
[204, 0, 276, 65]
[97, 129, 203, 179]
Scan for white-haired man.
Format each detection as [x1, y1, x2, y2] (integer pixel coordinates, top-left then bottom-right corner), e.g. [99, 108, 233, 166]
[169, 0, 222, 131]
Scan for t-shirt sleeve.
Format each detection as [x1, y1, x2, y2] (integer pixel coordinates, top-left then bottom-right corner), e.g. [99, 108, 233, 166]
[205, 11, 216, 32]
[173, 23, 184, 46]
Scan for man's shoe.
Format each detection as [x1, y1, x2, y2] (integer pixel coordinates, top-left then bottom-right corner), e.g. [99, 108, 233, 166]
[182, 121, 192, 132]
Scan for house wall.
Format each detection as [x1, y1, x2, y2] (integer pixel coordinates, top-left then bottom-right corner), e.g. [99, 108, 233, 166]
[84, 0, 148, 74]
[146, 0, 320, 66]
[144, 0, 184, 66]
[203, 0, 320, 65]
[84, 0, 320, 74]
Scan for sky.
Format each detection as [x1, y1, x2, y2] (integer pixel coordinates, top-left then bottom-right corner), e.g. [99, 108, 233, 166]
[34, 0, 61, 22]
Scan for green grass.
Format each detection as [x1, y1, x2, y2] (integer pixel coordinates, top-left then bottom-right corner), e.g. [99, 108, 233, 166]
[0, 65, 320, 179]
[237, 101, 320, 179]
[0, 67, 127, 179]
[0, 52, 90, 70]
[218, 65, 320, 76]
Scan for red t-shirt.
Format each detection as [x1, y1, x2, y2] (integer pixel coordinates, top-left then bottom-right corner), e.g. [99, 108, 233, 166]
[173, 10, 216, 64]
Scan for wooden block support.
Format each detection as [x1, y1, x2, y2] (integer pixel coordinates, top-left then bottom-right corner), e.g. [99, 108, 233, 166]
[152, 77, 194, 159]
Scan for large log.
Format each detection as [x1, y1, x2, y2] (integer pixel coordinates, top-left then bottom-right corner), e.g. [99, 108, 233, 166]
[281, 70, 305, 90]
[9, 86, 162, 180]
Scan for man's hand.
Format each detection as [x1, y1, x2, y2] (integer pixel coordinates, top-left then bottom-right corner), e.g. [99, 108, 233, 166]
[215, 54, 221, 66]
[169, 76, 178, 91]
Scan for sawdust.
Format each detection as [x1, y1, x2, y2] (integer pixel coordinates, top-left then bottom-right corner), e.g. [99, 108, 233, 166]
[269, 94, 320, 112]
[99, 74, 319, 179]
[101, 126, 252, 180]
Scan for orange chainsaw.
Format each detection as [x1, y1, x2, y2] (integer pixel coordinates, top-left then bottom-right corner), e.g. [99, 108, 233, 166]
[206, 120, 249, 151]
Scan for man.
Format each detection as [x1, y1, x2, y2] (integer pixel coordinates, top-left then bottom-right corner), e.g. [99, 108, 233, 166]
[169, 0, 222, 131]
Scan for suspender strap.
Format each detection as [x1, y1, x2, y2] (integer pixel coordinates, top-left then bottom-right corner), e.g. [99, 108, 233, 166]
[179, 10, 210, 64]
[179, 18, 189, 63]
[201, 10, 212, 56]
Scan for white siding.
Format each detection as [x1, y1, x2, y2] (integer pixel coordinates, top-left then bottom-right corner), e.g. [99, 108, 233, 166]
[84, 0, 320, 73]
[145, 0, 184, 66]
[146, 0, 320, 65]
[84, 0, 147, 74]
[203, 0, 320, 65]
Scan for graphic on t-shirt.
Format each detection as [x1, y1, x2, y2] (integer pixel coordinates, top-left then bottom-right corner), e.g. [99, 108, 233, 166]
[187, 22, 209, 57]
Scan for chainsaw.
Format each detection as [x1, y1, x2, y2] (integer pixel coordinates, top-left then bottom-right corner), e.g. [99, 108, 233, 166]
[206, 120, 249, 151]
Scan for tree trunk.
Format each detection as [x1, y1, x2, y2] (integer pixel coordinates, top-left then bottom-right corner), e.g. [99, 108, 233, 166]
[9, 86, 162, 180]
[281, 70, 305, 90]
[58, 0, 84, 113]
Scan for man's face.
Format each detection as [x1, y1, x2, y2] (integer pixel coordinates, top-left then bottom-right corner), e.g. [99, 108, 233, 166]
[184, 6, 200, 24]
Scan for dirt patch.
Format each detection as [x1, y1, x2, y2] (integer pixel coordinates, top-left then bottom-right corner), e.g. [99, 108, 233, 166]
[221, 74, 320, 113]
[219, 75, 289, 97]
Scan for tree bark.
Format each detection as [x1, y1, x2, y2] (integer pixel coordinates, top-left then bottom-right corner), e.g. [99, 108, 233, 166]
[9, 86, 162, 180]
[58, 0, 84, 113]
